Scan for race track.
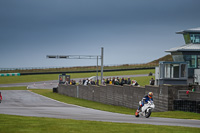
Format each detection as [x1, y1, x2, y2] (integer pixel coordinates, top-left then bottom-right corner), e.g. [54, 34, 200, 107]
[0, 90, 200, 128]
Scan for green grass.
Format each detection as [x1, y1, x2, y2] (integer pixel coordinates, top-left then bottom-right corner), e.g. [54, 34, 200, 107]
[0, 69, 155, 85]
[0, 114, 199, 133]
[0, 86, 28, 90]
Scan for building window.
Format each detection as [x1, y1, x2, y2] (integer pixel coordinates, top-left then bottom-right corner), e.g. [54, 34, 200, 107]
[164, 64, 179, 78]
[190, 34, 200, 44]
[184, 55, 197, 68]
[197, 55, 200, 68]
[172, 64, 179, 78]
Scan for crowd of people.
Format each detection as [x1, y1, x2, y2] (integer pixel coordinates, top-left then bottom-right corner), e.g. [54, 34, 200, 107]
[103, 77, 140, 86]
[67, 77, 141, 86]
[65, 77, 155, 87]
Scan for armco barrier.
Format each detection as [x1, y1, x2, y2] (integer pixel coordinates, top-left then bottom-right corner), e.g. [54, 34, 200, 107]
[0, 73, 20, 76]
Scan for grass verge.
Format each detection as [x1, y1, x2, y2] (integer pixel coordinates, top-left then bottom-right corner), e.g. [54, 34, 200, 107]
[0, 114, 199, 133]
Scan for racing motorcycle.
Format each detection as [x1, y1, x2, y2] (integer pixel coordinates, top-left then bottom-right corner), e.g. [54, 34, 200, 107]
[135, 100, 155, 118]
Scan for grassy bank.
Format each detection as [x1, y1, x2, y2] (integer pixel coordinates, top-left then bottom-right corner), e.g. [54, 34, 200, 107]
[0, 114, 199, 133]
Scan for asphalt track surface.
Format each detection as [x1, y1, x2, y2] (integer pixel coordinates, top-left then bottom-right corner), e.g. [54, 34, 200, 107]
[0, 90, 200, 128]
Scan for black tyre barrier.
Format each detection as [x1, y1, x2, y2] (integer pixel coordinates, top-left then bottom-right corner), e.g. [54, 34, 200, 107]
[53, 87, 58, 93]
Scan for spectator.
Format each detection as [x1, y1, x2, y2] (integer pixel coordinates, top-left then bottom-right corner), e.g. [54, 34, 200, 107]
[65, 80, 69, 85]
[186, 90, 189, 95]
[106, 78, 109, 84]
[117, 77, 120, 82]
[121, 77, 125, 86]
[149, 72, 153, 76]
[96, 79, 99, 86]
[72, 80, 76, 85]
[112, 77, 115, 85]
[91, 80, 96, 85]
[59, 76, 63, 82]
[124, 78, 127, 84]
[88, 79, 91, 85]
[192, 86, 195, 92]
[132, 80, 140, 86]
[109, 77, 112, 84]
[127, 77, 131, 85]
[79, 79, 82, 85]
[83, 79, 86, 85]
[114, 79, 120, 85]
[150, 78, 155, 85]
[84, 79, 89, 85]
[102, 78, 105, 85]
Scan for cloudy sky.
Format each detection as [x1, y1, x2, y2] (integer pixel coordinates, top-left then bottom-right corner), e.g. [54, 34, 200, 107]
[0, 0, 200, 68]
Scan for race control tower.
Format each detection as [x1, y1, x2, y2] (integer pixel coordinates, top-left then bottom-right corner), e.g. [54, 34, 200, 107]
[156, 27, 200, 85]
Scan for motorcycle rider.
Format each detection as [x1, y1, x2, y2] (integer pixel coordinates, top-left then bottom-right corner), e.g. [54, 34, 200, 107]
[135, 92, 153, 116]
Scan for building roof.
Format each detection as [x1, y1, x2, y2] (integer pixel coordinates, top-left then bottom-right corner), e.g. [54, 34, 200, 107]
[176, 27, 200, 34]
[165, 44, 200, 52]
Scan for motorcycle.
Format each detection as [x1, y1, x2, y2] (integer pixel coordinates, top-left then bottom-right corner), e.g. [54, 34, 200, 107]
[135, 100, 155, 118]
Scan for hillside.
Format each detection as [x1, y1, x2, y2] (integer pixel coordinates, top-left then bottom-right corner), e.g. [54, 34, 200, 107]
[148, 54, 173, 64]
[0, 54, 173, 73]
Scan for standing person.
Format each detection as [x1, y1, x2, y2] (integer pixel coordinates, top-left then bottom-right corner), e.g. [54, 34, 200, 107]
[96, 79, 99, 86]
[79, 79, 82, 85]
[112, 77, 115, 85]
[127, 77, 131, 85]
[84, 79, 89, 85]
[114, 79, 120, 85]
[150, 78, 155, 85]
[0, 92, 2, 103]
[102, 78, 105, 85]
[132, 80, 139, 86]
[124, 78, 127, 84]
[106, 78, 109, 84]
[121, 77, 125, 86]
[83, 79, 86, 85]
[109, 77, 112, 84]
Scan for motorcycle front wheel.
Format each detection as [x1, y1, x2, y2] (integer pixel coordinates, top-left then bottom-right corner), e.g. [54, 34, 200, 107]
[145, 109, 151, 118]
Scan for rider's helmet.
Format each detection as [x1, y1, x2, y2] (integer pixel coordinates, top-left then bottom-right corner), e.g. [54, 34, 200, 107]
[148, 92, 153, 99]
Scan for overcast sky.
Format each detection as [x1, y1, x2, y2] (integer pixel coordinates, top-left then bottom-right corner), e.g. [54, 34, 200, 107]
[0, 0, 200, 68]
